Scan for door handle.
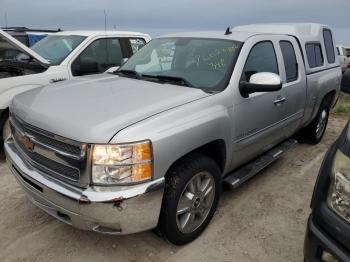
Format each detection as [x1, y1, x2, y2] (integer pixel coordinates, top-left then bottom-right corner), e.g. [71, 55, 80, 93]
[273, 97, 286, 105]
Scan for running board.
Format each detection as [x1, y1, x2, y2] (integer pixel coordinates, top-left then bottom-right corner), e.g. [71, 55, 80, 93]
[223, 139, 298, 190]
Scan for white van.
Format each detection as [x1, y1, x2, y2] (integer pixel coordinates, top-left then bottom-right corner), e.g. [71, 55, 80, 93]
[0, 30, 151, 140]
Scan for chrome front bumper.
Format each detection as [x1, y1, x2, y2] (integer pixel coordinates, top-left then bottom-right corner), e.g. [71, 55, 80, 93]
[5, 138, 165, 235]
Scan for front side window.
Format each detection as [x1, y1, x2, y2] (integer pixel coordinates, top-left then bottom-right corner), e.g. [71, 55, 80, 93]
[0, 35, 25, 60]
[279, 41, 298, 82]
[72, 38, 124, 76]
[31, 35, 86, 65]
[13, 35, 28, 46]
[241, 41, 279, 82]
[120, 38, 242, 92]
[305, 43, 324, 68]
[323, 29, 335, 63]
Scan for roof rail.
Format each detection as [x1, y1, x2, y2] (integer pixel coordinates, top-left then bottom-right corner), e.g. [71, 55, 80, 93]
[1, 27, 62, 33]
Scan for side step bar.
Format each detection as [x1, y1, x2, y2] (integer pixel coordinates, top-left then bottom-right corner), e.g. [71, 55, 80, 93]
[223, 139, 298, 190]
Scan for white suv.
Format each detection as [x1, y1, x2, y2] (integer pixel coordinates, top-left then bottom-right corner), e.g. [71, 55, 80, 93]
[0, 30, 151, 140]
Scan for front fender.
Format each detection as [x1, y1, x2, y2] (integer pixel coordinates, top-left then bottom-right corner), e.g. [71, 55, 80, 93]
[110, 93, 233, 180]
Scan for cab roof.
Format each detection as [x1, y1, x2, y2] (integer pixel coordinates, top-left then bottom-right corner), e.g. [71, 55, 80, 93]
[159, 23, 331, 43]
[54, 30, 151, 40]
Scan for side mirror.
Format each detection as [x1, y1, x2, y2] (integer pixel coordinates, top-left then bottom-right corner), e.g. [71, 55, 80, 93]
[341, 70, 350, 94]
[239, 72, 282, 98]
[72, 57, 99, 76]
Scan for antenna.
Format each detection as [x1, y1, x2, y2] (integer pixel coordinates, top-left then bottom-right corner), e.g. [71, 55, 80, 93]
[103, 9, 109, 63]
[104, 9, 107, 32]
[224, 27, 232, 35]
[4, 12, 8, 28]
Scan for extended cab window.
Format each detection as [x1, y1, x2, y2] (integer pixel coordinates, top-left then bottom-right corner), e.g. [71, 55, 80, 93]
[129, 38, 146, 54]
[279, 41, 298, 82]
[242, 41, 279, 82]
[305, 43, 324, 68]
[323, 29, 335, 63]
[72, 38, 124, 76]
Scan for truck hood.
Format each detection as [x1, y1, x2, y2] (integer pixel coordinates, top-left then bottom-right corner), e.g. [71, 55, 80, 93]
[11, 74, 209, 143]
[0, 29, 49, 67]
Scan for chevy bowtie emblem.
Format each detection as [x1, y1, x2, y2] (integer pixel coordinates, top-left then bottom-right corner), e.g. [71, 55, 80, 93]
[20, 135, 35, 151]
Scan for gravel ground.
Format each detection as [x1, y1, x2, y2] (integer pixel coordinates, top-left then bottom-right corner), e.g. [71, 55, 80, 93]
[0, 115, 348, 262]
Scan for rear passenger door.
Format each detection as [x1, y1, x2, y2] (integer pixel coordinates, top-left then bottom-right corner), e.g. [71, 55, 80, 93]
[277, 36, 306, 136]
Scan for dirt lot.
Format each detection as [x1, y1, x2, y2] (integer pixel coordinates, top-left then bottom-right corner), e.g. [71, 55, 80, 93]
[0, 115, 348, 262]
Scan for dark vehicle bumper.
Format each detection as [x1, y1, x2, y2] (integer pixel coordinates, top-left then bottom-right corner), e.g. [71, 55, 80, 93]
[304, 215, 350, 262]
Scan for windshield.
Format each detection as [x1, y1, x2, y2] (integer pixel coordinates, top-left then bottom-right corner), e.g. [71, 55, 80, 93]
[31, 35, 86, 65]
[119, 38, 242, 91]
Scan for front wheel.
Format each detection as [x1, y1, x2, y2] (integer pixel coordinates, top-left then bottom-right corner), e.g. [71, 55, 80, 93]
[2, 117, 10, 142]
[158, 154, 221, 245]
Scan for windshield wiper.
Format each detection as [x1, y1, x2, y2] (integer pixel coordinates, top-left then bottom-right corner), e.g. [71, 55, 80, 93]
[115, 69, 142, 79]
[142, 74, 194, 88]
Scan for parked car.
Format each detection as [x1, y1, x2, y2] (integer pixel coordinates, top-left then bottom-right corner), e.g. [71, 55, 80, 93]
[2, 27, 61, 47]
[341, 70, 350, 94]
[304, 85, 350, 261]
[0, 29, 151, 141]
[5, 23, 341, 245]
[337, 45, 350, 73]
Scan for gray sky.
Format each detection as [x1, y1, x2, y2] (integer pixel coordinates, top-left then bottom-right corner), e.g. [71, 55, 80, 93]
[1, 0, 350, 45]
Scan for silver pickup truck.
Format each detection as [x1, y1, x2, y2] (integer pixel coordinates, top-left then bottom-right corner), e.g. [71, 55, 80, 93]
[5, 23, 341, 245]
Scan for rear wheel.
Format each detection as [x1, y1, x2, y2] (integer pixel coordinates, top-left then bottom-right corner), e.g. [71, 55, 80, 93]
[298, 101, 330, 144]
[158, 154, 221, 245]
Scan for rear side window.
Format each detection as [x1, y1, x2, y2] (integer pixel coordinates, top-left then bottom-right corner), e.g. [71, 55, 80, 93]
[279, 41, 298, 82]
[242, 41, 279, 82]
[323, 29, 335, 63]
[305, 43, 324, 68]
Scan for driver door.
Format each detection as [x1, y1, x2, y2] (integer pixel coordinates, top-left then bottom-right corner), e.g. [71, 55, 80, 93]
[232, 38, 287, 167]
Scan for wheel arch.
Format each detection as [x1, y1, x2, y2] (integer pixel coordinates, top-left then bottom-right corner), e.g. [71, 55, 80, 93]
[322, 90, 337, 109]
[165, 139, 227, 178]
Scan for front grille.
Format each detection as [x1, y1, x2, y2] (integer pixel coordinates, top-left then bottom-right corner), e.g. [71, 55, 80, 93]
[20, 145, 80, 182]
[11, 116, 81, 156]
[10, 114, 87, 185]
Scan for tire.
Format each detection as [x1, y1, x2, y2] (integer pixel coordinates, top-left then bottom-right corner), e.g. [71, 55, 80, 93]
[2, 117, 10, 142]
[0, 110, 10, 143]
[158, 153, 221, 245]
[298, 100, 330, 144]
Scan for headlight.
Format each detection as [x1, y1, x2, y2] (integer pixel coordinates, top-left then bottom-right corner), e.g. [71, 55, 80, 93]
[92, 141, 153, 185]
[327, 149, 350, 222]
